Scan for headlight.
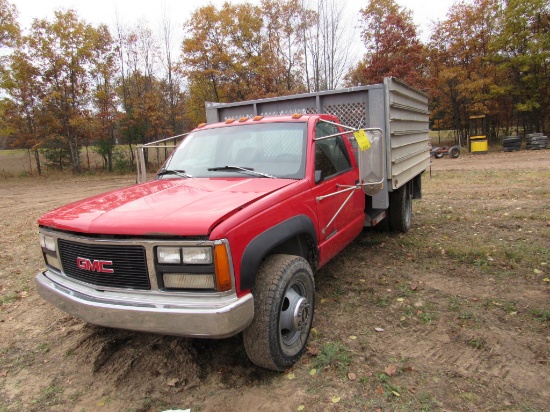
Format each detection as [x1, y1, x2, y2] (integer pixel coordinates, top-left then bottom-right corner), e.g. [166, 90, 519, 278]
[39, 233, 56, 252]
[157, 247, 182, 264]
[157, 246, 212, 264]
[182, 247, 212, 264]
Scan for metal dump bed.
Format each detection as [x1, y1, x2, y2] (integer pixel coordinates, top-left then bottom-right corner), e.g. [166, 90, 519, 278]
[205, 77, 430, 209]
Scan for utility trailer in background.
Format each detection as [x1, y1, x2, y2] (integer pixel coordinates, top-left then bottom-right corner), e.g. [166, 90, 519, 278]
[205, 77, 430, 232]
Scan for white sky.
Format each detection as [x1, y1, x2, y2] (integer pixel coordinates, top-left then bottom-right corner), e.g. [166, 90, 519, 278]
[14, 0, 456, 43]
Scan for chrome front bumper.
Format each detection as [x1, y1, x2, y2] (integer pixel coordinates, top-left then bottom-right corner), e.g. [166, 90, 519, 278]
[35, 270, 254, 338]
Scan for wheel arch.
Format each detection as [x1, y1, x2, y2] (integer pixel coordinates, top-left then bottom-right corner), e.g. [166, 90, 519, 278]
[240, 215, 318, 291]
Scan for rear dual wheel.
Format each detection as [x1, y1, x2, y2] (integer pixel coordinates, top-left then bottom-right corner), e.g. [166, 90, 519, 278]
[243, 254, 315, 371]
[373, 184, 412, 233]
[389, 184, 412, 233]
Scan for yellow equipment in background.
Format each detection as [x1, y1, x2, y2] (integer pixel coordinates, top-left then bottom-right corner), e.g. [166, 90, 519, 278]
[469, 115, 488, 154]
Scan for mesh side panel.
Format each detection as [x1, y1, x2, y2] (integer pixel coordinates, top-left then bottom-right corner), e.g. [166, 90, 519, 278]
[323, 102, 367, 129]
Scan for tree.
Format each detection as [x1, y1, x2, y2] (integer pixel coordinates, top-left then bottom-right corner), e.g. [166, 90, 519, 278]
[428, 0, 504, 144]
[115, 19, 175, 168]
[0, 50, 44, 174]
[90, 24, 119, 172]
[301, 0, 352, 91]
[159, 4, 180, 135]
[180, 2, 308, 124]
[495, 0, 550, 134]
[0, 0, 19, 49]
[262, 0, 310, 93]
[346, 0, 427, 89]
[27, 10, 111, 173]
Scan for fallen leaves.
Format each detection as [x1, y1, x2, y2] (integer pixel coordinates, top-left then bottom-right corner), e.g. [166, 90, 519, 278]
[166, 378, 179, 387]
[348, 372, 357, 381]
[374, 327, 384, 332]
[384, 365, 397, 377]
[330, 396, 340, 403]
[306, 346, 319, 356]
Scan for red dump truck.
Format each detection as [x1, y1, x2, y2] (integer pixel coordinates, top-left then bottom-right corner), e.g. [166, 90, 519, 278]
[36, 78, 430, 370]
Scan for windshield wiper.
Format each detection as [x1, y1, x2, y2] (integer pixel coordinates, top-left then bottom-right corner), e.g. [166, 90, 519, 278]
[156, 169, 193, 178]
[207, 165, 276, 179]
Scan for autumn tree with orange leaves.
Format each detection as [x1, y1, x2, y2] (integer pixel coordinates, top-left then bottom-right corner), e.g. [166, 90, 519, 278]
[181, 1, 310, 125]
[428, 0, 549, 143]
[1, 0, 549, 175]
[346, 0, 427, 90]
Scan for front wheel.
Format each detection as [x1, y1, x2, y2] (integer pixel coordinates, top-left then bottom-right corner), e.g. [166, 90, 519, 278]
[243, 254, 315, 371]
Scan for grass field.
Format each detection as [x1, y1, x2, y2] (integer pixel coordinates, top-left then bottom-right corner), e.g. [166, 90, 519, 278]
[0, 144, 181, 178]
[0, 149, 549, 411]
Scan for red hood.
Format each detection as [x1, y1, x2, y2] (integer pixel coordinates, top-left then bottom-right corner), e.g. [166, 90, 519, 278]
[39, 178, 295, 236]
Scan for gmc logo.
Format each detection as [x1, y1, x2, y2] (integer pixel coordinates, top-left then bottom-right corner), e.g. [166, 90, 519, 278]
[76, 257, 114, 273]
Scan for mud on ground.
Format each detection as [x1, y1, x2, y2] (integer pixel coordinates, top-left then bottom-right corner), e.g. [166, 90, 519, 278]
[1, 150, 549, 411]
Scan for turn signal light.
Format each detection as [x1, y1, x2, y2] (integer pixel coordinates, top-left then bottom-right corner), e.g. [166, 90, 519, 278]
[214, 244, 232, 292]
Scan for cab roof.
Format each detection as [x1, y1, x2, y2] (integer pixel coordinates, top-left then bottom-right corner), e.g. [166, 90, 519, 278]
[194, 113, 339, 131]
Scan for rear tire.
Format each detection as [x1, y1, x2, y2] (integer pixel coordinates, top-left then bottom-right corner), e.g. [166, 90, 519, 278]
[243, 255, 315, 371]
[389, 185, 412, 233]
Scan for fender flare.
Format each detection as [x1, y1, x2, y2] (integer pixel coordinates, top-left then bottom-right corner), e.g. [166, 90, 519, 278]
[240, 215, 318, 291]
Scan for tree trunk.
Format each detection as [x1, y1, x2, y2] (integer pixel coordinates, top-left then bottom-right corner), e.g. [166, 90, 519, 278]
[26, 149, 33, 175]
[34, 149, 42, 176]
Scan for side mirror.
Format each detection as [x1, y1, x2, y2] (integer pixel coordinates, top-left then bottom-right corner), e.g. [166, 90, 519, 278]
[356, 129, 385, 195]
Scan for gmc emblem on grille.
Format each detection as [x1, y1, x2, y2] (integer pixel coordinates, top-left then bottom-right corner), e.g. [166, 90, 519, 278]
[76, 257, 114, 273]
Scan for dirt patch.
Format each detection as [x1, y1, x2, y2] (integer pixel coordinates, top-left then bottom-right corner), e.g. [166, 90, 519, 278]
[1, 150, 549, 411]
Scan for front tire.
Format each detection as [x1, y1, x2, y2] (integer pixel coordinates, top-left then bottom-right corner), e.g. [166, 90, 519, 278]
[243, 254, 315, 371]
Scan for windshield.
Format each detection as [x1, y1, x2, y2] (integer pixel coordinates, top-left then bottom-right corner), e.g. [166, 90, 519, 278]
[160, 122, 307, 179]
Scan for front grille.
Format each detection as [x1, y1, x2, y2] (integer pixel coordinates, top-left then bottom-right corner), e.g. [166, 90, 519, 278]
[58, 239, 150, 290]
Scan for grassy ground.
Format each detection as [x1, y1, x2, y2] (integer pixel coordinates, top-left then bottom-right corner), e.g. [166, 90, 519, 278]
[0, 150, 549, 411]
[0, 146, 168, 178]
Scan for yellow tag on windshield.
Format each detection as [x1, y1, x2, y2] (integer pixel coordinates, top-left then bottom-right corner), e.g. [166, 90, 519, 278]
[354, 129, 371, 151]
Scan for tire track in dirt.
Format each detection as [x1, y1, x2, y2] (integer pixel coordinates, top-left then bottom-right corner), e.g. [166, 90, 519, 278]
[396, 282, 550, 405]
[67, 325, 201, 393]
